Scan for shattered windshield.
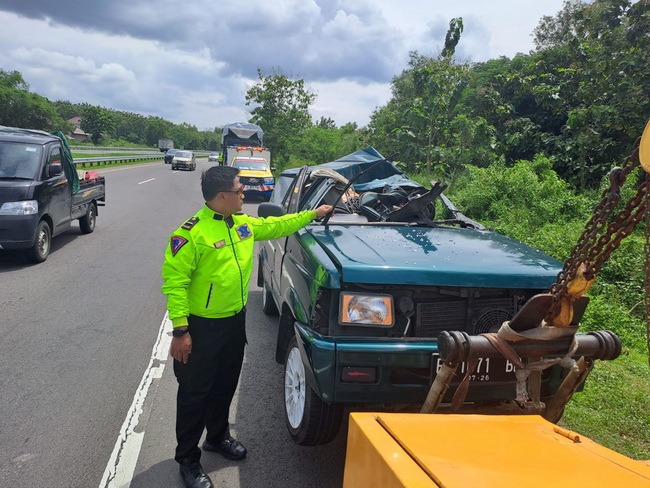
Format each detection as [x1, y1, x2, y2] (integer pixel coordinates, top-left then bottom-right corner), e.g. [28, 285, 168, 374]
[301, 159, 484, 229]
[0, 142, 41, 179]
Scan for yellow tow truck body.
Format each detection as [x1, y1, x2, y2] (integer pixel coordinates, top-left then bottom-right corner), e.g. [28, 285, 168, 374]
[343, 413, 650, 488]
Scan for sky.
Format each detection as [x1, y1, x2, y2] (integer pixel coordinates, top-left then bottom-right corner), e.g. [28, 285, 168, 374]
[0, 0, 570, 131]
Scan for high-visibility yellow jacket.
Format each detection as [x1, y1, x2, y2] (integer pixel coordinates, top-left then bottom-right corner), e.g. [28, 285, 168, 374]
[162, 205, 317, 327]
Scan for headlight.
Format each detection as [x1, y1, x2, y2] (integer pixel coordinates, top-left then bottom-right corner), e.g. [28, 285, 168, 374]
[264, 177, 275, 183]
[339, 293, 394, 327]
[0, 200, 38, 215]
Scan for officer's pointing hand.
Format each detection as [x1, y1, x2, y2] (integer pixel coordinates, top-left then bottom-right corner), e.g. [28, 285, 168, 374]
[315, 205, 333, 218]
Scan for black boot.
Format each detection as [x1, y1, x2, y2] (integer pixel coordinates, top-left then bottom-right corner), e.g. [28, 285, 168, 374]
[179, 459, 214, 488]
[202, 436, 247, 460]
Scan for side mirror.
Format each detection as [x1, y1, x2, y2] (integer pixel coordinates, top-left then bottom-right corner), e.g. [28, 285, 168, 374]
[257, 202, 286, 218]
[271, 166, 276, 172]
[48, 162, 63, 178]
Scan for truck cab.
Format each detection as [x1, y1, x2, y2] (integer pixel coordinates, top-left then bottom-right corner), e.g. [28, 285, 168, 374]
[0, 126, 105, 262]
[230, 147, 274, 199]
[256, 147, 570, 446]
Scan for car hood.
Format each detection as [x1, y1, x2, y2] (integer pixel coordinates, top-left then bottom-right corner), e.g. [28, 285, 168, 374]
[0, 179, 33, 205]
[174, 156, 192, 161]
[239, 169, 272, 178]
[307, 225, 561, 288]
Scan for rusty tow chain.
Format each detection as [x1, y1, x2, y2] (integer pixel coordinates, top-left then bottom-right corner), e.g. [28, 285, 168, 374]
[546, 141, 650, 334]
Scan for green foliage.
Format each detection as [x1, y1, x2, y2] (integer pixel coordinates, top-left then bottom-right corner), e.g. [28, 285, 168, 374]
[371, 1, 649, 190]
[80, 105, 115, 145]
[245, 69, 316, 165]
[0, 69, 70, 131]
[449, 154, 591, 231]
[441, 18, 464, 58]
[385, 53, 475, 176]
[580, 294, 646, 350]
[283, 126, 361, 170]
[561, 352, 650, 459]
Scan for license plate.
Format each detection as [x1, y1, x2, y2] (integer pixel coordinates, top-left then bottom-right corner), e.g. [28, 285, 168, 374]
[245, 185, 261, 191]
[430, 354, 516, 383]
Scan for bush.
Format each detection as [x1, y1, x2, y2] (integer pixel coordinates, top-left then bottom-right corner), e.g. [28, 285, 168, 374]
[449, 153, 591, 226]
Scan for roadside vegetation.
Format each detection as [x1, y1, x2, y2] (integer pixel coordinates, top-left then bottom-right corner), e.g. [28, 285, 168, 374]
[1, 0, 648, 459]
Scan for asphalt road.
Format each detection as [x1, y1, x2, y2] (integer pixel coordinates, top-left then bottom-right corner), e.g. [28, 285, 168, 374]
[0, 159, 347, 488]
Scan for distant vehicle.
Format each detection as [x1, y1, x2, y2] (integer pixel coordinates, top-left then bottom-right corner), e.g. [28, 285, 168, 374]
[221, 122, 265, 167]
[171, 150, 196, 171]
[158, 138, 174, 152]
[208, 152, 220, 162]
[164, 148, 179, 164]
[231, 157, 274, 199]
[225, 145, 271, 168]
[0, 126, 106, 263]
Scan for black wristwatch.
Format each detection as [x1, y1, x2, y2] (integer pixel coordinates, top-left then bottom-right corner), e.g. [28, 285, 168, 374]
[172, 328, 189, 338]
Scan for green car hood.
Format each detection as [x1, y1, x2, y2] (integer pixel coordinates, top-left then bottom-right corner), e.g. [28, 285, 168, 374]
[308, 225, 561, 288]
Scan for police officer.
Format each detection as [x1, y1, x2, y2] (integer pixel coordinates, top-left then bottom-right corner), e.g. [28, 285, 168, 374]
[162, 165, 332, 488]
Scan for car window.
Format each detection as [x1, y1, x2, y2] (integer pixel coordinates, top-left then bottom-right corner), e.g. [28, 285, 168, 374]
[0, 142, 42, 179]
[175, 151, 191, 158]
[287, 166, 310, 213]
[271, 175, 296, 208]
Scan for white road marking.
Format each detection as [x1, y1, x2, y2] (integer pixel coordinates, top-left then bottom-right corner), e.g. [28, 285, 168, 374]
[99, 313, 172, 488]
[138, 178, 156, 185]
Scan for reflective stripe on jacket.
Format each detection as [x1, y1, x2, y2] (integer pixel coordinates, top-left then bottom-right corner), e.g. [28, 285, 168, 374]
[162, 205, 317, 327]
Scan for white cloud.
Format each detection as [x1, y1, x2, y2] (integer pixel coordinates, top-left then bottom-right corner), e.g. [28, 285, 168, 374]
[0, 1, 570, 130]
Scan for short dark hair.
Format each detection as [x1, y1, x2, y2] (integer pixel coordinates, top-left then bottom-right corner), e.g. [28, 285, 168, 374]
[201, 166, 240, 201]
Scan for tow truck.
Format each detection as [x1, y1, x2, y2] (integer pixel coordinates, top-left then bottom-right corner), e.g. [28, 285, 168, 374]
[342, 120, 650, 487]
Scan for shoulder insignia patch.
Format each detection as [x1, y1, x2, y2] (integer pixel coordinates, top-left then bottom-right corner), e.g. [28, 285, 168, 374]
[182, 217, 199, 230]
[236, 223, 252, 240]
[171, 235, 188, 256]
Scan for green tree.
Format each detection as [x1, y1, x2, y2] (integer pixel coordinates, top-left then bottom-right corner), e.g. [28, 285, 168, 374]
[379, 52, 473, 175]
[316, 116, 337, 129]
[81, 105, 116, 144]
[245, 69, 316, 166]
[52, 100, 79, 121]
[0, 69, 69, 131]
[111, 110, 147, 145]
[441, 17, 464, 58]
[145, 116, 173, 148]
[528, 0, 650, 188]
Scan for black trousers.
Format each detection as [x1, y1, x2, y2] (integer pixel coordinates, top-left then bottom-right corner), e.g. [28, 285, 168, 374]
[173, 310, 246, 464]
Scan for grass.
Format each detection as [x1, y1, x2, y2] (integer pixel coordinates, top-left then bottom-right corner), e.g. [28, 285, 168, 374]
[560, 350, 650, 459]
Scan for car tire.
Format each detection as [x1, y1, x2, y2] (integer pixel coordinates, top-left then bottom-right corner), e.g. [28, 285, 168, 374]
[262, 280, 279, 315]
[171, 165, 175, 170]
[27, 220, 51, 263]
[79, 202, 96, 234]
[284, 337, 343, 445]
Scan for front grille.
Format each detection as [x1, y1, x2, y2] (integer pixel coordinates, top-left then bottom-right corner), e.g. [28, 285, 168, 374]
[415, 297, 516, 337]
[240, 177, 261, 185]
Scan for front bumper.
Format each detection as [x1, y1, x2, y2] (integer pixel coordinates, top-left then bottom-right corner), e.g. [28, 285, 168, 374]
[294, 323, 565, 405]
[242, 183, 274, 197]
[244, 189, 274, 197]
[0, 214, 39, 249]
[173, 161, 192, 169]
